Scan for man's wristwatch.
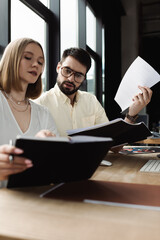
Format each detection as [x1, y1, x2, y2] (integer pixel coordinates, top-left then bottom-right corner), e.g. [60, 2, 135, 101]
[125, 113, 138, 123]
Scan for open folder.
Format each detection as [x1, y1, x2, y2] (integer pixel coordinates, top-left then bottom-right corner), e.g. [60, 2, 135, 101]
[7, 135, 113, 188]
[67, 118, 152, 147]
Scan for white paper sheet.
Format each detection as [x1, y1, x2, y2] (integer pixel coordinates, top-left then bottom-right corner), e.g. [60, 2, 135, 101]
[114, 56, 160, 112]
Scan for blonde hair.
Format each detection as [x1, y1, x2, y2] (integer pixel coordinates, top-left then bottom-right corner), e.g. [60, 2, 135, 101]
[0, 38, 44, 99]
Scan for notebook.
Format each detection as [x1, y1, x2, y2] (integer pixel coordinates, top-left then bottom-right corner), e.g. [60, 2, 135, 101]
[7, 135, 113, 188]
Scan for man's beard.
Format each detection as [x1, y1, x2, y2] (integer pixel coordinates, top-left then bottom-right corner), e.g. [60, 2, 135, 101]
[57, 77, 82, 96]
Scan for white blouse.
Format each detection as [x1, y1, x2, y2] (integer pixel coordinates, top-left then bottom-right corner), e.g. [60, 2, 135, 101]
[0, 90, 59, 145]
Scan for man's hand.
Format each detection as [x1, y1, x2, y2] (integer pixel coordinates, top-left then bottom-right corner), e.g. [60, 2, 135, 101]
[128, 86, 152, 116]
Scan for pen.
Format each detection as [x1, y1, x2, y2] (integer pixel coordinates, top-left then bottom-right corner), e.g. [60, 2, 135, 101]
[9, 139, 14, 164]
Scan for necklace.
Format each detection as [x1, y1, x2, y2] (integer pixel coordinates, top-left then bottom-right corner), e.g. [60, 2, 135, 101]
[9, 100, 29, 112]
[4, 91, 29, 112]
[11, 95, 25, 105]
[4, 91, 26, 105]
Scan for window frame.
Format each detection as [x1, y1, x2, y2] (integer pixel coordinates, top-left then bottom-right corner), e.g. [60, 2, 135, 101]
[20, 0, 60, 90]
[78, 0, 104, 104]
[0, 0, 10, 57]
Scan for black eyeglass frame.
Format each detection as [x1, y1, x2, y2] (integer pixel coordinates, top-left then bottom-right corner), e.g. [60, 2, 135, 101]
[60, 66, 86, 83]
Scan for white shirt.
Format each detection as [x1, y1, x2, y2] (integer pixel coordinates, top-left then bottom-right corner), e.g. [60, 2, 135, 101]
[35, 84, 109, 136]
[0, 90, 59, 145]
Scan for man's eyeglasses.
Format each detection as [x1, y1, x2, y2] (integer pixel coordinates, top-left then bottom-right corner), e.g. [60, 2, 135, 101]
[60, 67, 86, 83]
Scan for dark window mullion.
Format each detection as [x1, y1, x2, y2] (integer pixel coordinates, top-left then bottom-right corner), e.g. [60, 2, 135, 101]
[48, 0, 60, 89]
[0, 0, 10, 54]
[96, 17, 103, 104]
[78, 0, 86, 50]
[19, 0, 52, 21]
[86, 45, 99, 98]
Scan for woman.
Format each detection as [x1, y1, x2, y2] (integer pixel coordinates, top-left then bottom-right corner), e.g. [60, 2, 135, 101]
[0, 38, 59, 185]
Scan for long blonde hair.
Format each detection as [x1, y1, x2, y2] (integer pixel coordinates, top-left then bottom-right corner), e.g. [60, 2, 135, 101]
[0, 38, 44, 99]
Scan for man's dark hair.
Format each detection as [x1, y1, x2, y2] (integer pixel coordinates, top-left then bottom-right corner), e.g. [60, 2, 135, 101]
[60, 47, 91, 73]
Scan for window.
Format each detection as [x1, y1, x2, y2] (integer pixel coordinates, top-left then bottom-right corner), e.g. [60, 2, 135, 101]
[85, 3, 104, 103]
[86, 5, 96, 95]
[60, 0, 78, 55]
[38, 0, 49, 8]
[86, 5, 96, 51]
[11, 0, 47, 91]
[87, 58, 96, 94]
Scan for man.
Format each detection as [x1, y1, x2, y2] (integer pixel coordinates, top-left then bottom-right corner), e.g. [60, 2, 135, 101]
[35, 47, 152, 137]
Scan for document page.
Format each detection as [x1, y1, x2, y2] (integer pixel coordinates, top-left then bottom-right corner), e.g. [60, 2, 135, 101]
[114, 56, 160, 112]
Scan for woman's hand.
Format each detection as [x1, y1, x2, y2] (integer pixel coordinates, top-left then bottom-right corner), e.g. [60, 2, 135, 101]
[0, 144, 33, 181]
[35, 129, 56, 138]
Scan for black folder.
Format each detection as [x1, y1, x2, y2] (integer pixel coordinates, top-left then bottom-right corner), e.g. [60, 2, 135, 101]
[67, 118, 152, 147]
[7, 136, 113, 188]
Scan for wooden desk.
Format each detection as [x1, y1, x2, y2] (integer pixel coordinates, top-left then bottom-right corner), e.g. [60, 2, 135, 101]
[137, 138, 160, 145]
[93, 151, 160, 185]
[0, 152, 160, 240]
